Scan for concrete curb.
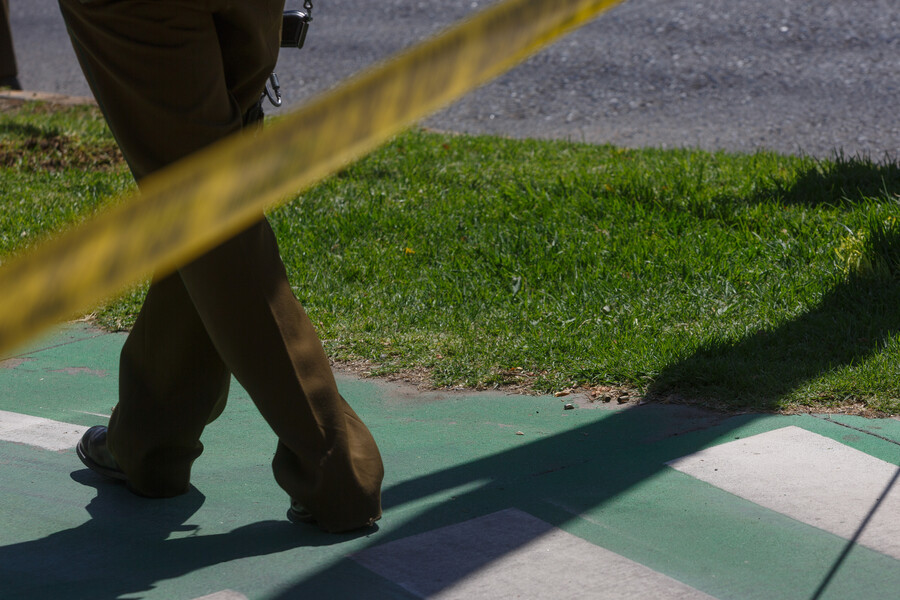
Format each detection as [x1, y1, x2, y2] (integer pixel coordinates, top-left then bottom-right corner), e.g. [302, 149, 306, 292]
[0, 89, 96, 106]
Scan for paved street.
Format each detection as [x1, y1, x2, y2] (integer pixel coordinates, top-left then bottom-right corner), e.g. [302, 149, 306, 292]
[7, 0, 900, 158]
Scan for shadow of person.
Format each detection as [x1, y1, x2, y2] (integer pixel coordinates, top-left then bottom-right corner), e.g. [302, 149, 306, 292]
[0, 469, 371, 600]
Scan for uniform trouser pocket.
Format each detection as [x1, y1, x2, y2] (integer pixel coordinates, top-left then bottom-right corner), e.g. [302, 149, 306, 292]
[58, 0, 282, 178]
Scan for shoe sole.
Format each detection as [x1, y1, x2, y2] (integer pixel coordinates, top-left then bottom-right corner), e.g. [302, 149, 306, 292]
[287, 506, 382, 533]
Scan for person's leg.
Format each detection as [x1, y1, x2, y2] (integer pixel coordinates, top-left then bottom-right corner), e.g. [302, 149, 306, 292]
[59, 0, 244, 495]
[178, 218, 384, 531]
[109, 272, 232, 497]
[0, 0, 21, 89]
[58, 0, 249, 180]
[61, 0, 383, 528]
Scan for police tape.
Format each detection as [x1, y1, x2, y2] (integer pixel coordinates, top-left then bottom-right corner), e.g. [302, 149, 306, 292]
[0, 0, 625, 356]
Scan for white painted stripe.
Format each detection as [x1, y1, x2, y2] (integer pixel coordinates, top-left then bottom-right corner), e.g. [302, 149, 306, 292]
[667, 426, 900, 560]
[73, 410, 112, 419]
[191, 591, 248, 600]
[0, 409, 87, 451]
[354, 508, 717, 599]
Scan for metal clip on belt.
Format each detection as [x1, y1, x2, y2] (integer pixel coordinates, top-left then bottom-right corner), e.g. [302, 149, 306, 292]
[263, 1, 314, 108]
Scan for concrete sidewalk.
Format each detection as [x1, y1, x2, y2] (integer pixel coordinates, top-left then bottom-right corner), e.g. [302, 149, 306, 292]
[1, 323, 899, 599]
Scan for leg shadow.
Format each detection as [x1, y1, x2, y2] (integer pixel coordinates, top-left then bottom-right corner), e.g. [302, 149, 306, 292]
[0, 469, 364, 600]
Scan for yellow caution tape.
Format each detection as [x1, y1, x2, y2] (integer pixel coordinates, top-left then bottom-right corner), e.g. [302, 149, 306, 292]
[0, 0, 625, 356]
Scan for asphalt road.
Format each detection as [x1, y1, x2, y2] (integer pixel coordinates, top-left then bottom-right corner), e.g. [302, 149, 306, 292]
[8, 0, 900, 158]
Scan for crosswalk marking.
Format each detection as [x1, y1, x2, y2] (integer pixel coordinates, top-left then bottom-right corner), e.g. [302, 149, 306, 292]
[667, 426, 900, 560]
[191, 591, 248, 600]
[354, 508, 718, 599]
[0, 409, 86, 451]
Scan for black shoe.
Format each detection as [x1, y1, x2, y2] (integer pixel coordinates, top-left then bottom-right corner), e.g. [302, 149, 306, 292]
[286, 499, 317, 525]
[76, 425, 127, 482]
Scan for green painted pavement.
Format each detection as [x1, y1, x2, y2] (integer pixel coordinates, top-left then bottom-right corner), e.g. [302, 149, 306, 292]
[1, 323, 899, 599]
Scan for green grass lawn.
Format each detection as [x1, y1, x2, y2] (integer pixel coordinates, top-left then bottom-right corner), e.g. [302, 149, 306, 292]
[2, 100, 899, 414]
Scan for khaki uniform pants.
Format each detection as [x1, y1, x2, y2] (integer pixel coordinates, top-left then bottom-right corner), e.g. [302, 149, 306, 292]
[1, 0, 17, 80]
[59, 0, 383, 532]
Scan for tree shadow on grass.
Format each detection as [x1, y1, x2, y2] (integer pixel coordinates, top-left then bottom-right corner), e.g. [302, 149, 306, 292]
[647, 269, 900, 412]
[648, 158, 900, 413]
[768, 153, 900, 207]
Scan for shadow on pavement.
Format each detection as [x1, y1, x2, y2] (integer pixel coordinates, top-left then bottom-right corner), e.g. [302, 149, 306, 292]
[268, 403, 753, 599]
[0, 470, 366, 600]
